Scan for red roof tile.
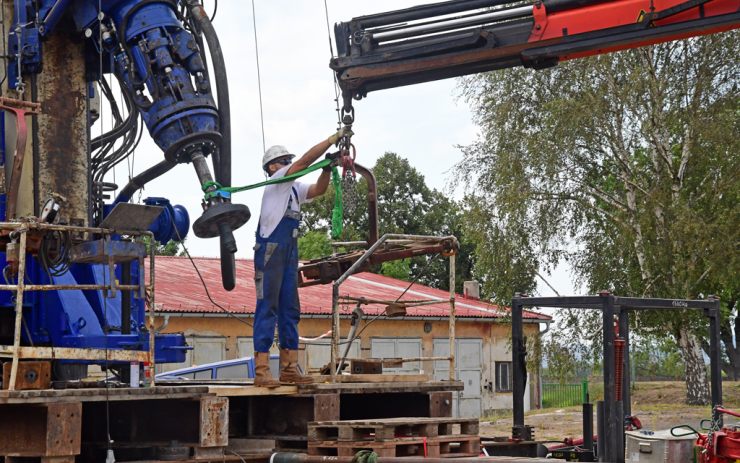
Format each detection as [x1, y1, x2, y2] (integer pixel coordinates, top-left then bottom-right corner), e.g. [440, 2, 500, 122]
[151, 256, 550, 321]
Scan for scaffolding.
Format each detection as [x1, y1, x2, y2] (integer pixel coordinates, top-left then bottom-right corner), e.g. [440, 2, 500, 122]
[0, 221, 157, 391]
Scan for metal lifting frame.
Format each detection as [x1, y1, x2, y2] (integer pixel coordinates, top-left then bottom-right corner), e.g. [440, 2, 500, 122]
[0, 221, 158, 391]
[328, 234, 459, 382]
[510, 293, 723, 463]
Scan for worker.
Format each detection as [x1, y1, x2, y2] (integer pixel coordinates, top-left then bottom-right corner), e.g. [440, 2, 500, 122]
[253, 127, 352, 387]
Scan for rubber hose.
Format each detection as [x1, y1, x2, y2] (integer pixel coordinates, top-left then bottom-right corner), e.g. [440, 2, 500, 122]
[116, 160, 177, 203]
[186, 0, 231, 187]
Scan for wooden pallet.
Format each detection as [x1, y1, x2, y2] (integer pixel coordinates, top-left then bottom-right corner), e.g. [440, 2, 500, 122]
[308, 416, 479, 442]
[308, 435, 480, 458]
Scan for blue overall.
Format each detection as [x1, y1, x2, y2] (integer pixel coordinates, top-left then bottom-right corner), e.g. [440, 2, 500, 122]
[253, 188, 301, 352]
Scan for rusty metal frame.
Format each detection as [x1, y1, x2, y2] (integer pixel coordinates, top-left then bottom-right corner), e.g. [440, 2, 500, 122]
[0, 221, 157, 391]
[327, 234, 458, 382]
[0, 97, 42, 220]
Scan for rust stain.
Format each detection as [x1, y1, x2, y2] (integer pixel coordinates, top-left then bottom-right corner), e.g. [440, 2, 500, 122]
[37, 28, 88, 225]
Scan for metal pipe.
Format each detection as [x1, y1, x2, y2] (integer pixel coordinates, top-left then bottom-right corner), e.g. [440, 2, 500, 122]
[0, 284, 141, 291]
[596, 400, 605, 461]
[371, 5, 532, 42]
[619, 310, 631, 417]
[602, 294, 616, 463]
[330, 234, 458, 378]
[708, 298, 723, 427]
[354, 163, 378, 245]
[583, 402, 594, 452]
[121, 261, 132, 335]
[8, 228, 28, 391]
[149, 236, 156, 387]
[448, 253, 456, 381]
[511, 296, 525, 430]
[271, 453, 531, 463]
[355, 0, 516, 29]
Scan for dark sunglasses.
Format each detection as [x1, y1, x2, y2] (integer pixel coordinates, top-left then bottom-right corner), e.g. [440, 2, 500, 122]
[273, 157, 292, 166]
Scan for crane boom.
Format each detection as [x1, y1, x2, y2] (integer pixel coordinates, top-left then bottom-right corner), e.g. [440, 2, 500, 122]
[331, 0, 739, 106]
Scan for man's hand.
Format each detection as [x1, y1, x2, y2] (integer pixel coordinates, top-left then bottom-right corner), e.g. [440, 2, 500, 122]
[323, 151, 341, 172]
[328, 126, 354, 145]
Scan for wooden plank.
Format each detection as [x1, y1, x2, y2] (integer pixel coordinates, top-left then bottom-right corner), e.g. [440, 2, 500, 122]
[429, 391, 453, 417]
[0, 385, 211, 404]
[0, 402, 81, 457]
[308, 417, 479, 443]
[313, 394, 340, 422]
[298, 380, 464, 394]
[312, 374, 431, 383]
[0, 345, 150, 362]
[207, 385, 297, 397]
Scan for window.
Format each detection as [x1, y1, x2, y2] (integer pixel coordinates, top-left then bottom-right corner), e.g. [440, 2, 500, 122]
[495, 361, 512, 392]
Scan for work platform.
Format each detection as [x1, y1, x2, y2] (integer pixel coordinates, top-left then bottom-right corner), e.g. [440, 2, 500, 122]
[0, 380, 465, 463]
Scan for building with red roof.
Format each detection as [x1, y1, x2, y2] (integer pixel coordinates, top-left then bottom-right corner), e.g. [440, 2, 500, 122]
[153, 256, 551, 417]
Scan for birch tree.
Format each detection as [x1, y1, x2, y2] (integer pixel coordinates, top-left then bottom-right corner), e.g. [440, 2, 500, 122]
[457, 32, 739, 404]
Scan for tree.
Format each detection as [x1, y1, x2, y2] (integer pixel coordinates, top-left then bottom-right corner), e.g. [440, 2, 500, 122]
[301, 152, 475, 290]
[143, 237, 185, 256]
[457, 32, 739, 404]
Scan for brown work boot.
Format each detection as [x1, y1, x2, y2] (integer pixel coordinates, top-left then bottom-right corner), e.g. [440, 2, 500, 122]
[253, 352, 279, 388]
[279, 349, 314, 385]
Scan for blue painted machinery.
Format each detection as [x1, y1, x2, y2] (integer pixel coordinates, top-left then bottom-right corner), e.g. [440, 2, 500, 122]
[1, 0, 249, 382]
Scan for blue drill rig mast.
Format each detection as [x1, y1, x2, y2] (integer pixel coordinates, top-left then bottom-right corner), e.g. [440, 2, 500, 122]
[0, 0, 248, 384]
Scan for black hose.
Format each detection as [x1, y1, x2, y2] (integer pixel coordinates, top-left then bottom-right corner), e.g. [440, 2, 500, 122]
[185, 0, 231, 187]
[116, 159, 177, 202]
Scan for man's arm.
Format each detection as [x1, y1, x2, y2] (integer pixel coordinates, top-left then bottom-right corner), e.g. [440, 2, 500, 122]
[286, 127, 352, 176]
[307, 169, 331, 199]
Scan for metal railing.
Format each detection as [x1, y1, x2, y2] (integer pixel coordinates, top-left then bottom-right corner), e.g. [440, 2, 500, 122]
[541, 380, 589, 408]
[329, 233, 459, 382]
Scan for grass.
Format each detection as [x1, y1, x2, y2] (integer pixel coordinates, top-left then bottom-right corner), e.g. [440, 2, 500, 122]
[479, 380, 739, 441]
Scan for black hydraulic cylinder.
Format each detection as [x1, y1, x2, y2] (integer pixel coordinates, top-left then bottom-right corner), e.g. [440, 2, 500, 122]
[544, 0, 613, 13]
[121, 261, 131, 335]
[583, 402, 594, 453]
[596, 400, 604, 462]
[354, 0, 516, 29]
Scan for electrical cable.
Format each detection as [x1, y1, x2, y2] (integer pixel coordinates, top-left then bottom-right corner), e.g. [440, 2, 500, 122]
[171, 220, 253, 327]
[209, 0, 218, 22]
[39, 230, 72, 277]
[323, 0, 344, 130]
[250, 0, 266, 154]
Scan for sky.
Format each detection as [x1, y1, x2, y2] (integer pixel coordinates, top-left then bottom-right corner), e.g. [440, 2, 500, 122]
[104, 0, 578, 298]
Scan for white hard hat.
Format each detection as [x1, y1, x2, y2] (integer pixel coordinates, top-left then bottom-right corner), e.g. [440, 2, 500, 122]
[262, 145, 294, 169]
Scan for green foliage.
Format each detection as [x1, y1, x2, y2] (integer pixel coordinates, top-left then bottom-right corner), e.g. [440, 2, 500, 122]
[143, 236, 185, 256]
[457, 32, 740, 402]
[301, 152, 475, 290]
[379, 259, 411, 281]
[298, 230, 333, 260]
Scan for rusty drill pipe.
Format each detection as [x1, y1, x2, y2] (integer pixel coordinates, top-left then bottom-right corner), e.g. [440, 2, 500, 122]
[271, 454, 509, 463]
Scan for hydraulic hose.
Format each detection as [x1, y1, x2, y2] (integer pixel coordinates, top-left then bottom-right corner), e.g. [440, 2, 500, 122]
[186, 0, 236, 291]
[115, 160, 177, 203]
[186, 0, 230, 187]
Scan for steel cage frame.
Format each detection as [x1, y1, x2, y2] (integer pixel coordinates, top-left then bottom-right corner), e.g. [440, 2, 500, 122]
[510, 293, 722, 463]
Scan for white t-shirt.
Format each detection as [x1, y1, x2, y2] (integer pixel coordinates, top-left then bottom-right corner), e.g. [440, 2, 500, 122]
[258, 165, 311, 238]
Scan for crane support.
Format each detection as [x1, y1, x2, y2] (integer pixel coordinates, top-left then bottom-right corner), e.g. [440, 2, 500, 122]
[331, 0, 740, 101]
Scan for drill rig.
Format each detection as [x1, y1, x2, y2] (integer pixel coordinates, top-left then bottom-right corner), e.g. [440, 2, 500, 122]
[0, 0, 248, 385]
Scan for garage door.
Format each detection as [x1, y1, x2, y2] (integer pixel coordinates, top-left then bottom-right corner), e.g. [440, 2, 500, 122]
[370, 338, 422, 373]
[156, 335, 226, 374]
[236, 337, 279, 358]
[305, 339, 361, 372]
[433, 338, 482, 418]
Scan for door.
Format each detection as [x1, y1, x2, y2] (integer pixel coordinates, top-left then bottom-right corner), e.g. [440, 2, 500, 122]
[433, 338, 483, 417]
[305, 339, 361, 373]
[370, 338, 422, 373]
